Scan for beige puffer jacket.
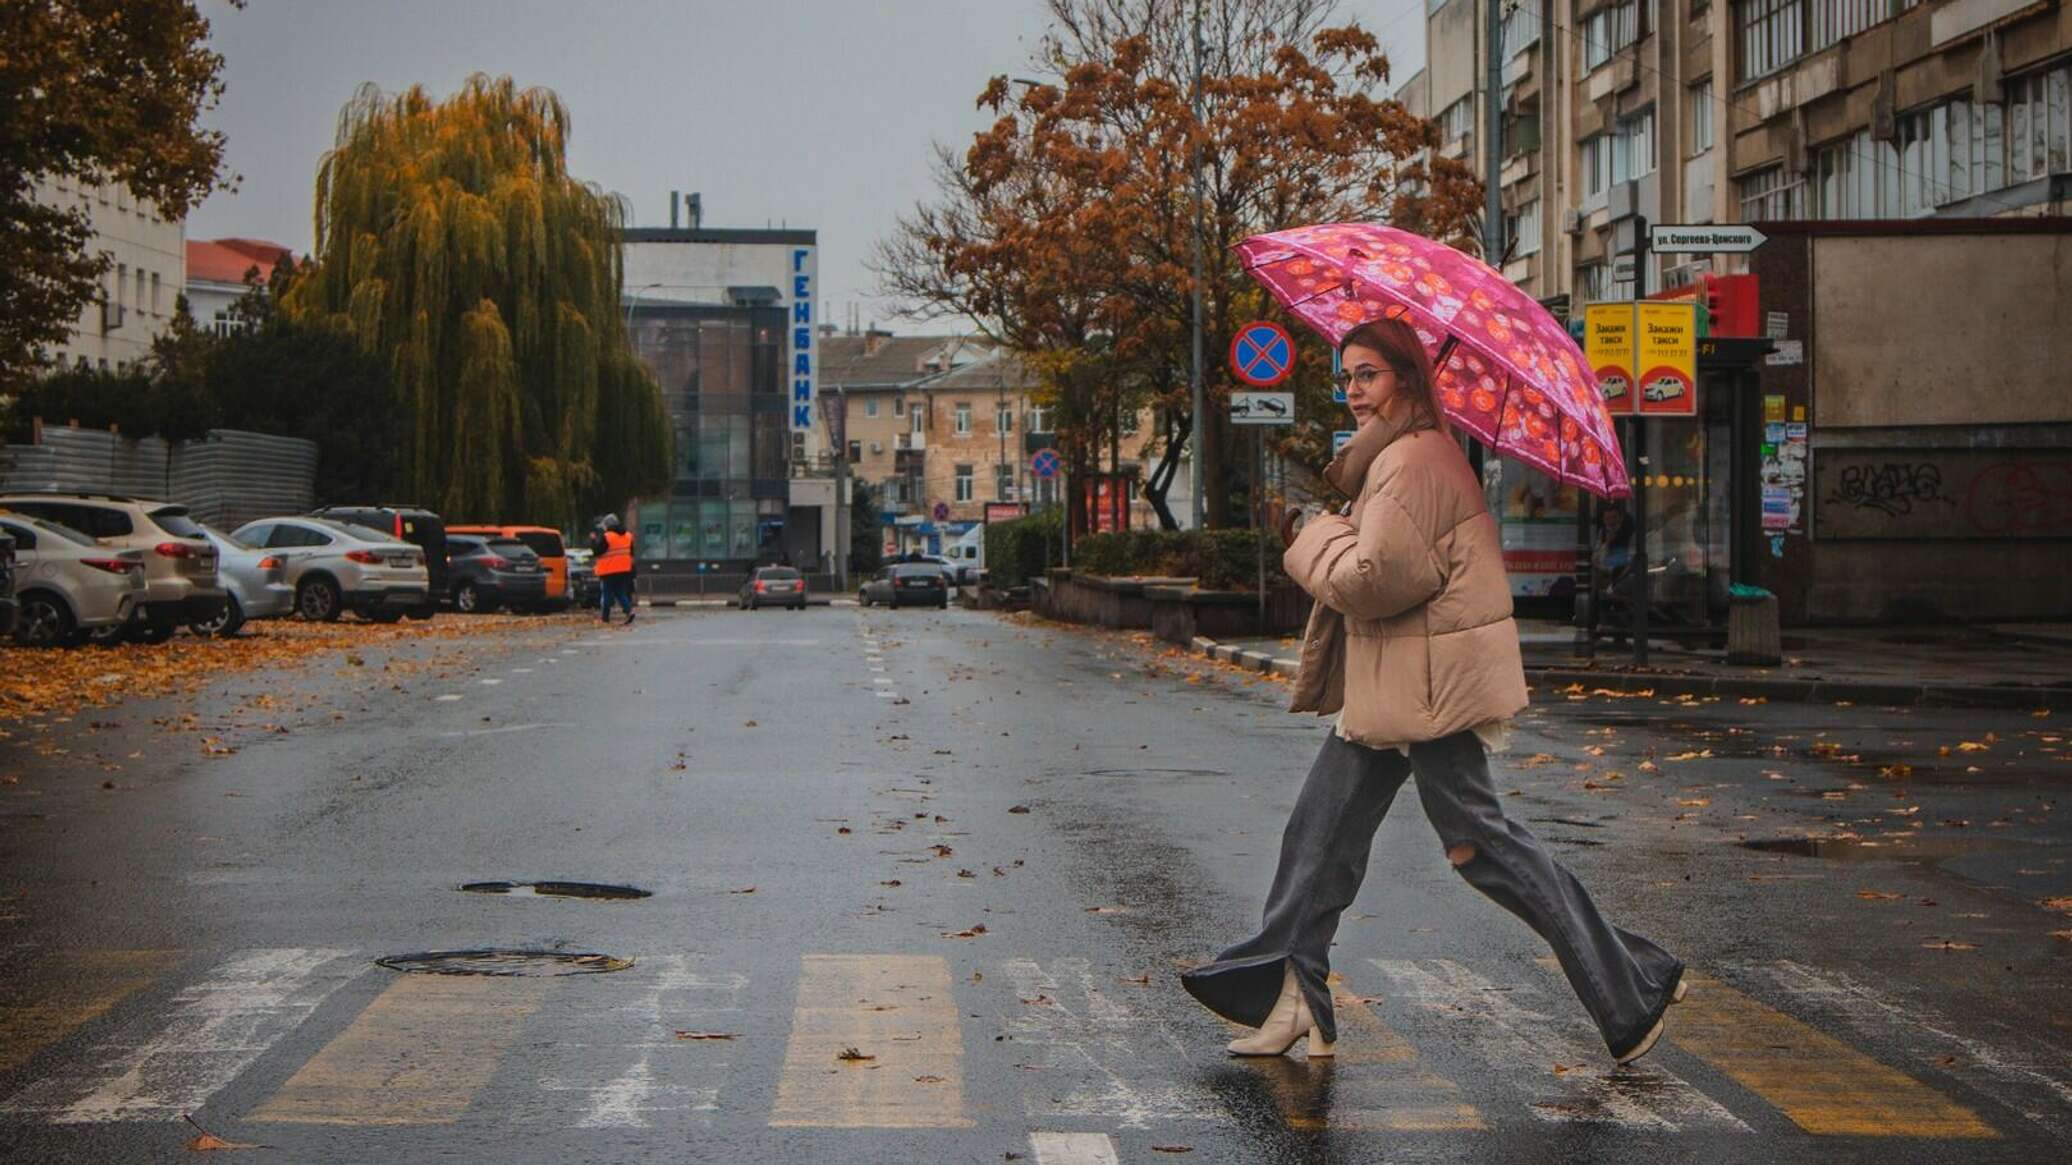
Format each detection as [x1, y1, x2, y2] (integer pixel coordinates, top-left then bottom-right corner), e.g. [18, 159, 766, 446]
[1283, 401, 1528, 746]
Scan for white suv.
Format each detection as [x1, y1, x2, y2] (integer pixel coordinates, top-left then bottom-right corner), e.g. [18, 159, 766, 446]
[0, 494, 226, 643]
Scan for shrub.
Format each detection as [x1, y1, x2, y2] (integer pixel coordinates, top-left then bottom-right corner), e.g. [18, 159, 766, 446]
[984, 508, 1063, 588]
[1068, 527, 1285, 590]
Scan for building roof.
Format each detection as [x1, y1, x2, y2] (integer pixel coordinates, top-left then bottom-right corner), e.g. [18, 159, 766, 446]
[821, 334, 994, 389]
[919, 348, 1038, 392]
[186, 238, 293, 286]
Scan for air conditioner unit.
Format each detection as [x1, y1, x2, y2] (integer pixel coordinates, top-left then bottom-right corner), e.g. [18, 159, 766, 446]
[1561, 208, 1585, 236]
[895, 434, 910, 450]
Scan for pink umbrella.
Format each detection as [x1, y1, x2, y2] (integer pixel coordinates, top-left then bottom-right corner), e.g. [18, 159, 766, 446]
[1237, 222, 1630, 499]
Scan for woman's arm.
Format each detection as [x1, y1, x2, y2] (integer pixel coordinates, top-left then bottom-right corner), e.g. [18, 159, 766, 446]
[1282, 488, 1444, 621]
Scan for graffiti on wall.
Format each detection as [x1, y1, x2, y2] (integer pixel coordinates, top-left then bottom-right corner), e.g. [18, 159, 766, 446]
[1815, 450, 2072, 540]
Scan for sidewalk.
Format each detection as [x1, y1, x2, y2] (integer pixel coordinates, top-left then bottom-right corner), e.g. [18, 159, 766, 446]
[1198, 620, 2072, 710]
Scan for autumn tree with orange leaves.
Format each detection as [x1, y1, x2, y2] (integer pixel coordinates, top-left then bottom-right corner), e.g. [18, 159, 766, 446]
[877, 0, 1479, 530]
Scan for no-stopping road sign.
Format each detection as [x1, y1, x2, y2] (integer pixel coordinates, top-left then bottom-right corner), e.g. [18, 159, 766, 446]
[1229, 320, 1295, 387]
[1030, 448, 1061, 479]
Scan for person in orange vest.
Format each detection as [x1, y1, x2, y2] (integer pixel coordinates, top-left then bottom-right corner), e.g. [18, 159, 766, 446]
[591, 514, 636, 625]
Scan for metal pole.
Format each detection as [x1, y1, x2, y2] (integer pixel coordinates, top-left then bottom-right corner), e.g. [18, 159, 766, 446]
[1255, 427, 1266, 632]
[1188, 0, 1206, 531]
[1630, 221, 1651, 664]
[1484, 0, 1506, 269]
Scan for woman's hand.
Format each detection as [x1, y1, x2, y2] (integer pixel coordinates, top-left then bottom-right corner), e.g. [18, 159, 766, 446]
[1279, 506, 1307, 549]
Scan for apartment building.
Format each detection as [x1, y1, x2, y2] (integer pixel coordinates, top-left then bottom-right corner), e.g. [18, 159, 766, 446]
[28, 175, 186, 372]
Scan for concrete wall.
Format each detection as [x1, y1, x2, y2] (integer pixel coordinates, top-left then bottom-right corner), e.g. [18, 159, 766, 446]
[1812, 234, 2072, 428]
[1426, 0, 1478, 114]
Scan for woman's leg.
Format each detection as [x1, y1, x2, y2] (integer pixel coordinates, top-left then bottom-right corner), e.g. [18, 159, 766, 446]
[1182, 731, 1412, 1044]
[1407, 731, 1682, 1057]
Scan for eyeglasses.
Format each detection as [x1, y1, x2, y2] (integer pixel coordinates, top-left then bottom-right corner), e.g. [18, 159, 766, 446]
[1330, 366, 1394, 391]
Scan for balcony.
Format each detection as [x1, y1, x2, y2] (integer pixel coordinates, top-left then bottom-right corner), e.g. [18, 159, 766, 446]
[895, 431, 926, 452]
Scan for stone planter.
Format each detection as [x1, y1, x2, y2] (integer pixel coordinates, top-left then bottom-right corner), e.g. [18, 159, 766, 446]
[1037, 570, 1197, 630]
[1146, 582, 1313, 645]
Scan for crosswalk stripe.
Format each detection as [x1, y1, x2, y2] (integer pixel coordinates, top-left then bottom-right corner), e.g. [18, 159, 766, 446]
[1277, 989, 1482, 1132]
[250, 972, 550, 1125]
[1753, 960, 2072, 1139]
[768, 954, 972, 1128]
[1670, 973, 1997, 1138]
[1, 948, 357, 1122]
[1001, 958, 1218, 1127]
[1029, 1130, 1121, 1164]
[1370, 959, 1747, 1131]
[0, 950, 180, 1077]
[535, 954, 746, 1128]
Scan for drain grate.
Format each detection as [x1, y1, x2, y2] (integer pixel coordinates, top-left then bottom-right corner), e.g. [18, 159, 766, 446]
[377, 949, 635, 976]
[460, 881, 651, 900]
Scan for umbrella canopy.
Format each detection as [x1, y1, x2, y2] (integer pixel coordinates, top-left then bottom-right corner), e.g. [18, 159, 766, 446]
[1237, 222, 1629, 499]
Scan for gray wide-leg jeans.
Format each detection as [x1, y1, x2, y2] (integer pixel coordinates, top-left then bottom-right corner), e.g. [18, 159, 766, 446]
[1182, 729, 1682, 1057]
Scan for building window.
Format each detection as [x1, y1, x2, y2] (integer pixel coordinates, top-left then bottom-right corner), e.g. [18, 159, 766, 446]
[955, 464, 974, 502]
[865, 399, 879, 417]
[1810, 0, 1885, 54]
[115, 263, 128, 308]
[1690, 79, 1715, 155]
[1506, 199, 1542, 256]
[1581, 134, 1612, 204]
[1624, 108, 1657, 178]
[1736, 164, 1806, 222]
[1028, 406, 1054, 433]
[2009, 65, 2072, 185]
[1440, 97, 1474, 151]
[893, 397, 904, 415]
[996, 404, 1014, 433]
[150, 272, 160, 316]
[136, 268, 146, 313]
[996, 464, 1014, 499]
[1737, 0, 1802, 82]
[1501, 5, 1539, 58]
[1575, 262, 1611, 305]
[1583, 2, 1639, 73]
[910, 407, 924, 434]
[954, 402, 972, 434]
[848, 439, 862, 461]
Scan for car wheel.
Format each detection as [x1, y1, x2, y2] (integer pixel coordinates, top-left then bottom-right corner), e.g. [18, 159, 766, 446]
[404, 604, 436, 621]
[13, 592, 75, 648]
[190, 595, 244, 638]
[298, 577, 343, 622]
[453, 581, 482, 614]
[938, 598, 949, 610]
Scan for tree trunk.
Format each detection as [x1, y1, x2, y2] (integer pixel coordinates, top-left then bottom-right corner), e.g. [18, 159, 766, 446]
[1142, 412, 1185, 532]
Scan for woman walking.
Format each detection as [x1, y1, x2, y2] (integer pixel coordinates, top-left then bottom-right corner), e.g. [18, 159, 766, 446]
[1182, 316, 1684, 1065]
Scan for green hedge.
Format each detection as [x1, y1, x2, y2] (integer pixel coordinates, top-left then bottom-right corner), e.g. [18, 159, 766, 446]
[984, 508, 1063, 588]
[1072, 528, 1286, 591]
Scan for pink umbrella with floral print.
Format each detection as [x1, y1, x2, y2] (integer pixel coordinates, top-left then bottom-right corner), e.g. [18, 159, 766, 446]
[1237, 222, 1629, 499]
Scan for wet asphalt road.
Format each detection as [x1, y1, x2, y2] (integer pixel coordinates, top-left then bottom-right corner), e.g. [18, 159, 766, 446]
[0, 604, 2067, 1163]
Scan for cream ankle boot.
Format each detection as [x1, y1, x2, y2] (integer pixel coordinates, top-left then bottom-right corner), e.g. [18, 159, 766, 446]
[1227, 965, 1334, 1057]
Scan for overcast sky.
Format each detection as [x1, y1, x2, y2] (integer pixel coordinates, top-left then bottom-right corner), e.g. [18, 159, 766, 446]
[189, 0, 1426, 330]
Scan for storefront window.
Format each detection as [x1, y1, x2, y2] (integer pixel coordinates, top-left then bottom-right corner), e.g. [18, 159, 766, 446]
[1642, 423, 1726, 625]
[1488, 461, 1578, 598]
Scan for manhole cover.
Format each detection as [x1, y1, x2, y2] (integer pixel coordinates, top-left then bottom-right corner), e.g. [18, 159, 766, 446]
[377, 949, 634, 976]
[459, 880, 651, 900]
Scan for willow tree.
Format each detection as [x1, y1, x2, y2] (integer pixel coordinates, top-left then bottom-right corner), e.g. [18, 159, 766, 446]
[283, 74, 668, 523]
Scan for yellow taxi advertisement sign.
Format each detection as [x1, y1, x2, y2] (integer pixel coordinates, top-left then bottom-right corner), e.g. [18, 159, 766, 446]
[1636, 301, 1698, 416]
[1583, 305, 1634, 416]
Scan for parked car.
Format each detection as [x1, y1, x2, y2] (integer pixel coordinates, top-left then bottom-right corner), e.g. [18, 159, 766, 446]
[0, 512, 145, 646]
[0, 493, 225, 643]
[740, 565, 807, 611]
[566, 547, 601, 608]
[306, 505, 447, 619]
[448, 524, 570, 611]
[191, 525, 294, 637]
[0, 524, 16, 638]
[228, 517, 430, 622]
[859, 563, 949, 609]
[442, 534, 547, 613]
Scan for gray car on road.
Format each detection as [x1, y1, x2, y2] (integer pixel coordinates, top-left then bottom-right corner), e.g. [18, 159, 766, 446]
[229, 517, 431, 622]
[192, 525, 295, 636]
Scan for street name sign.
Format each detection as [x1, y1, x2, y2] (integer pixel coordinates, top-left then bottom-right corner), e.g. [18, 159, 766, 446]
[1229, 320, 1295, 387]
[1230, 391, 1295, 425]
[1649, 224, 1768, 254]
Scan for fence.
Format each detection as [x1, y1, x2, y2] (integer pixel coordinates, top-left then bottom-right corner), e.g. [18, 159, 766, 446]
[0, 424, 318, 528]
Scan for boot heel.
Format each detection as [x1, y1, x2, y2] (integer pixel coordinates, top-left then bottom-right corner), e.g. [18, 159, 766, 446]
[1306, 1026, 1336, 1058]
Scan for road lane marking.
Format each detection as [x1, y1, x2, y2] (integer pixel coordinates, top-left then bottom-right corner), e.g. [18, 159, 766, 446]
[250, 973, 549, 1125]
[478, 678, 502, 686]
[1029, 1130, 1121, 1164]
[2, 948, 357, 1122]
[1272, 987, 1482, 1132]
[1670, 972, 1995, 1137]
[1755, 960, 2072, 1138]
[0, 950, 180, 1076]
[433, 694, 463, 702]
[437, 721, 575, 739]
[1002, 959, 1216, 1128]
[768, 954, 971, 1128]
[1370, 959, 1746, 1131]
[535, 955, 746, 1128]
[579, 637, 824, 648]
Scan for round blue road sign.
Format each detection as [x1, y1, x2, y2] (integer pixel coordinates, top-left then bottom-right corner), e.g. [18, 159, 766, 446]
[1229, 320, 1295, 387]
[1030, 448, 1061, 479]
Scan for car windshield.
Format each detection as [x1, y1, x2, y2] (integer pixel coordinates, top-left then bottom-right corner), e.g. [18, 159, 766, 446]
[148, 507, 206, 538]
[487, 539, 536, 559]
[200, 523, 257, 552]
[758, 568, 800, 580]
[891, 565, 940, 578]
[315, 519, 396, 544]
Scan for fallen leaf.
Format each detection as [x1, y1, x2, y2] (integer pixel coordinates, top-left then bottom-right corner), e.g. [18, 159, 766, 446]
[674, 1030, 739, 1040]
[1007, 804, 1031, 814]
[1922, 939, 1978, 951]
[1879, 763, 1914, 779]
[2040, 897, 2072, 913]
[913, 1074, 945, 1083]
[729, 886, 757, 894]
[181, 1115, 260, 1151]
[1150, 1148, 1194, 1155]
[1677, 798, 1710, 808]
[1120, 973, 1151, 986]
[835, 1046, 875, 1062]
[744, 720, 759, 728]
[1855, 889, 1903, 901]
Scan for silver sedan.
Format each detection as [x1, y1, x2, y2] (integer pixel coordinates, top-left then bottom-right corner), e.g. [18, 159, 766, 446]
[0, 513, 145, 647]
[192, 525, 294, 636]
[229, 517, 430, 622]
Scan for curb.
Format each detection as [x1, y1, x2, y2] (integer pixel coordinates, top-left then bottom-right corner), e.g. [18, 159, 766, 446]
[1187, 638, 2067, 710]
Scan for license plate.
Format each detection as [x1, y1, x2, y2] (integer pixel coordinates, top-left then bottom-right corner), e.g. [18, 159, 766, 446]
[388, 555, 413, 567]
[512, 564, 536, 572]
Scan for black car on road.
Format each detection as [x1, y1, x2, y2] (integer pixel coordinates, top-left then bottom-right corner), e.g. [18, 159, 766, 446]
[740, 566, 808, 611]
[859, 563, 949, 609]
[442, 534, 547, 613]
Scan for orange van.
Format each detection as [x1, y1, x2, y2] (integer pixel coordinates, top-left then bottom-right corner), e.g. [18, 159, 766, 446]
[445, 525, 570, 610]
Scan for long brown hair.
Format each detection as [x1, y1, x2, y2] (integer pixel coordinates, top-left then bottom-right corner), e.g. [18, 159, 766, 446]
[1338, 315, 1450, 438]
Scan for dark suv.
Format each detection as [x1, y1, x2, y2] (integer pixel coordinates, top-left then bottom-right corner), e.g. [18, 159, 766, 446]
[443, 534, 547, 613]
[307, 505, 446, 619]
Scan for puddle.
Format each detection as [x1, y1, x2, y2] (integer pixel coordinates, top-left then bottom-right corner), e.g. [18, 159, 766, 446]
[1738, 836, 2025, 862]
[460, 881, 651, 900]
[378, 949, 634, 976]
